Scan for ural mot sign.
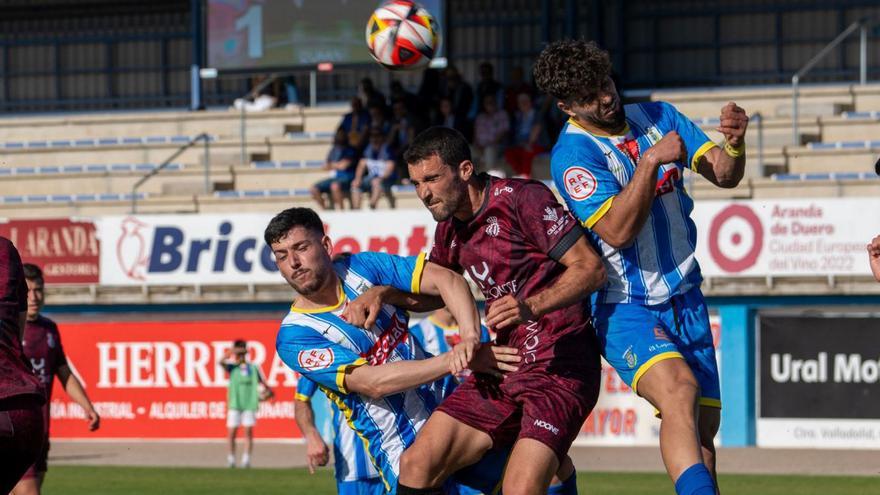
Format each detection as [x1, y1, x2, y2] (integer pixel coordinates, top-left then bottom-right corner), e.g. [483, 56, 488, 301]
[98, 211, 435, 285]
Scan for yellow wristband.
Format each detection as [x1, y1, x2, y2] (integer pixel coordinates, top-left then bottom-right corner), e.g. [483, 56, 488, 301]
[723, 141, 745, 158]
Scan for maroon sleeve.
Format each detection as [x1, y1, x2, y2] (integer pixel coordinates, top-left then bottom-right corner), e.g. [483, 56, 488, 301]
[427, 223, 462, 273]
[0, 237, 26, 311]
[514, 181, 584, 261]
[52, 323, 69, 368]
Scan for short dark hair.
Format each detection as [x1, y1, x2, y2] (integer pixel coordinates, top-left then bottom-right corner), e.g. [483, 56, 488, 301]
[403, 126, 471, 168]
[533, 39, 612, 103]
[23, 263, 43, 283]
[264, 207, 325, 246]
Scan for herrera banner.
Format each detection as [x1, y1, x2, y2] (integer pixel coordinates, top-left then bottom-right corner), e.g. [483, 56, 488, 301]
[97, 211, 436, 286]
[50, 319, 303, 440]
[0, 218, 99, 284]
[693, 198, 880, 277]
[757, 315, 880, 449]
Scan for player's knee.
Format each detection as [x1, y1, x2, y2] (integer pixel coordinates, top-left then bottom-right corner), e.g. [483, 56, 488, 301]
[655, 375, 700, 416]
[502, 473, 547, 495]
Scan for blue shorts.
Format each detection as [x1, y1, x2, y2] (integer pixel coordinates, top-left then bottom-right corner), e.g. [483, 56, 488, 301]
[444, 447, 508, 495]
[313, 177, 353, 194]
[592, 286, 720, 408]
[357, 175, 396, 193]
[337, 477, 385, 495]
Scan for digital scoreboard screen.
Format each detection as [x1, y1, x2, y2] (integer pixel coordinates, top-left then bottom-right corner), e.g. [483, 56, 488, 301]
[207, 0, 444, 71]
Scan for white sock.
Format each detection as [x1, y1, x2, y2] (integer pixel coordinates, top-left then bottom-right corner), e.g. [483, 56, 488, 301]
[241, 453, 250, 466]
[227, 454, 235, 465]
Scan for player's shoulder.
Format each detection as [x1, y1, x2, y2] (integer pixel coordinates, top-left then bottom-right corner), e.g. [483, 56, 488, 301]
[630, 100, 685, 124]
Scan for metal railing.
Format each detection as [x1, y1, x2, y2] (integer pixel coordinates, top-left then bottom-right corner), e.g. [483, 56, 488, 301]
[131, 133, 212, 213]
[792, 16, 879, 144]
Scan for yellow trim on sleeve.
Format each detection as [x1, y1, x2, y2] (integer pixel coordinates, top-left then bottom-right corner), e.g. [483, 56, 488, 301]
[690, 141, 717, 172]
[410, 251, 427, 294]
[631, 351, 684, 395]
[583, 196, 615, 229]
[294, 393, 311, 403]
[290, 282, 345, 314]
[335, 357, 368, 394]
[700, 397, 722, 409]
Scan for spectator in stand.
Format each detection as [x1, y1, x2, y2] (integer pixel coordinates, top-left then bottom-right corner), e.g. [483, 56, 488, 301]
[232, 75, 279, 112]
[310, 128, 358, 210]
[503, 66, 535, 114]
[476, 62, 503, 112]
[339, 96, 371, 152]
[359, 78, 387, 115]
[352, 129, 397, 210]
[417, 68, 443, 124]
[388, 99, 421, 182]
[441, 66, 474, 127]
[868, 235, 880, 282]
[436, 96, 471, 140]
[368, 104, 391, 136]
[473, 93, 511, 177]
[390, 80, 420, 115]
[504, 92, 548, 178]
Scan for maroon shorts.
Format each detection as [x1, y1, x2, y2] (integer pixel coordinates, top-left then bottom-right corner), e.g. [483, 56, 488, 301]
[20, 438, 49, 479]
[437, 364, 600, 461]
[0, 406, 45, 493]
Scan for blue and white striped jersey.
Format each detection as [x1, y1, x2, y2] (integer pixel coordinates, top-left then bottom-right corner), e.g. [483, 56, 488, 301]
[551, 101, 716, 305]
[296, 376, 380, 482]
[408, 317, 492, 357]
[276, 251, 455, 492]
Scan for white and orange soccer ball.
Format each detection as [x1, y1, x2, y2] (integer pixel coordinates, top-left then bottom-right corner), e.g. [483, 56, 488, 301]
[366, 0, 440, 71]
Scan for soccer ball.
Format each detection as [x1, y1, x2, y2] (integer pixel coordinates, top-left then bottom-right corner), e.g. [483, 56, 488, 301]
[366, 0, 439, 71]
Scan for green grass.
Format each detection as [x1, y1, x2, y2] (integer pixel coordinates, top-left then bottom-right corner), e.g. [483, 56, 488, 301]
[41, 466, 879, 495]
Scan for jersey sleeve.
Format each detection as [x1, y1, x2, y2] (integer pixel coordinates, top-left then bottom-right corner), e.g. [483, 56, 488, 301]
[427, 224, 462, 273]
[551, 140, 623, 229]
[276, 324, 367, 394]
[51, 324, 68, 369]
[295, 375, 319, 402]
[348, 251, 428, 294]
[661, 101, 717, 171]
[514, 181, 584, 261]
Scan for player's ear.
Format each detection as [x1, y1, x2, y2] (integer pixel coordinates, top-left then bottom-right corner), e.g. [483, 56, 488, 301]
[458, 160, 475, 181]
[322, 235, 333, 256]
[557, 100, 576, 118]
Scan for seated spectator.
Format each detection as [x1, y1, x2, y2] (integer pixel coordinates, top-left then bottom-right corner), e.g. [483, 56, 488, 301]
[441, 66, 474, 123]
[388, 99, 421, 181]
[232, 75, 279, 112]
[503, 66, 535, 114]
[476, 61, 503, 113]
[359, 77, 387, 115]
[435, 96, 471, 139]
[473, 93, 510, 177]
[310, 128, 358, 210]
[389, 80, 419, 115]
[352, 129, 397, 210]
[368, 104, 391, 136]
[504, 92, 548, 178]
[339, 96, 371, 151]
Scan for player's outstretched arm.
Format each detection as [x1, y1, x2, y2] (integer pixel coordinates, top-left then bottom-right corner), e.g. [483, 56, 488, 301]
[417, 261, 483, 374]
[57, 364, 100, 431]
[293, 397, 329, 474]
[486, 236, 606, 330]
[591, 131, 686, 248]
[344, 345, 520, 398]
[343, 286, 444, 329]
[695, 101, 748, 189]
[868, 235, 880, 282]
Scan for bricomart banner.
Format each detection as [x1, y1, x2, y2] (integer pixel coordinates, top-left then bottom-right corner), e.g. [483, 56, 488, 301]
[97, 211, 435, 286]
[50, 320, 303, 439]
[693, 198, 880, 277]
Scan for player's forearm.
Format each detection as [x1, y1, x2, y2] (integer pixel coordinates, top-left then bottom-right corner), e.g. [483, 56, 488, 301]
[708, 147, 745, 188]
[421, 265, 482, 343]
[525, 258, 605, 318]
[294, 399, 322, 438]
[373, 286, 445, 312]
[346, 354, 449, 399]
[596, 154, 661, 247]
[61, 373, 96, 413]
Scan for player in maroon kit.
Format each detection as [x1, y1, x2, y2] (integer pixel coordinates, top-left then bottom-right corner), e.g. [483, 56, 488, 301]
[13, 264, 100, 495]
[0, 238, 45, 493]
[396, 126, 607, 495]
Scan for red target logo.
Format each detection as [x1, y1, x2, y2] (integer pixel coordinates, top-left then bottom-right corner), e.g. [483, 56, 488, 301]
[708, 205, 764, 273]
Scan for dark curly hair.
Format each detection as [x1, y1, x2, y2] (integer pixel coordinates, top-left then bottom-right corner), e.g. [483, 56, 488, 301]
[533, 39, 612, 103]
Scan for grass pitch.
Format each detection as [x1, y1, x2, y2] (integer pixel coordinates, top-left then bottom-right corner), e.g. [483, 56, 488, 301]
[41, 466, 879, 494]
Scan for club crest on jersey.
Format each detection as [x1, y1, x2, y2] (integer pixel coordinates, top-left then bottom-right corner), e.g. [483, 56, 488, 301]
[623, 346, 637, 369]
[542, 207, 559, 223]
[298, 348, 335, 371]
[563, 166, 597, 201]
[485, 216, 501, 237]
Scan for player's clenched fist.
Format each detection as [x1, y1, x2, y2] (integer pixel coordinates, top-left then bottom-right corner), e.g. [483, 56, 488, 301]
[643, 131, 687, 167]
[716, 101, 749, 147]
[867, 235, 880, 282]
[485, 295, 537, 331]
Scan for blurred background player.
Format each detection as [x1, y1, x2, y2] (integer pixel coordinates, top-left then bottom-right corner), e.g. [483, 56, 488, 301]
[868, 234, 880, 282]
[295, 376, 384, 495]
[535, 39, 749, 495]
[0, 238, 44, 493]
[13, 264, 100, 495]
[219, 339, 273, 468]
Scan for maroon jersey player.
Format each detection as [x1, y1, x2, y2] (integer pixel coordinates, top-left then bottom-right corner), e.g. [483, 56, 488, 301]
[14, 264, 99, 495]
[0, 237, 45, 493]
[396, 127, 607, 495]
